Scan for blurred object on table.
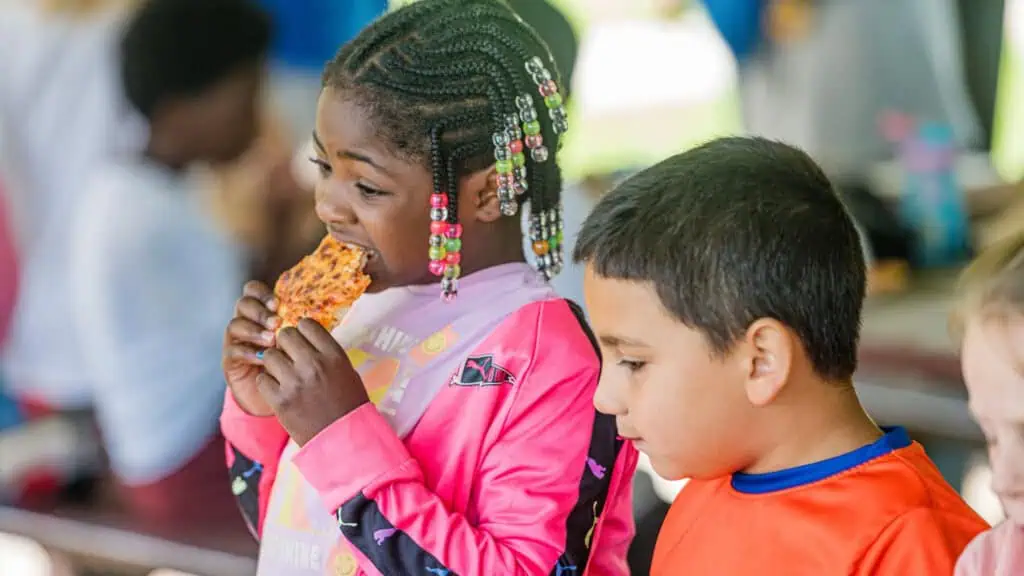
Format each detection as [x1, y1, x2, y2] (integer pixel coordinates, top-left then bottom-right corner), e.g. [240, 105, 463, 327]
[882, 113, 972, 268]
[867, 260, 912, 296]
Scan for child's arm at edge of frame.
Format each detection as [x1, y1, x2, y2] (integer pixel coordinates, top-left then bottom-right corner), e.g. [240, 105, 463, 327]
[221, 388, 290, 539]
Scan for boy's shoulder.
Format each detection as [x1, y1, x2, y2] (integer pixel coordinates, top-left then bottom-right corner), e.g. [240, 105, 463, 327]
[656, 440, 987, 574]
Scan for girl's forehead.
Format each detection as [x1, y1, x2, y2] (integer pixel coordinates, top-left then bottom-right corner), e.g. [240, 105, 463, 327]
[314, 91, 425, 177]
[315, 91, 378, 148]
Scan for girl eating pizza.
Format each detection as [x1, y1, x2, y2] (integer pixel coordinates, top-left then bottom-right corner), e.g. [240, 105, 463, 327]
[219, 1, 638, 574]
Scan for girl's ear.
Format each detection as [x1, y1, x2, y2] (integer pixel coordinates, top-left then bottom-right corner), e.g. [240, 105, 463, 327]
[459, 164, 502, 223]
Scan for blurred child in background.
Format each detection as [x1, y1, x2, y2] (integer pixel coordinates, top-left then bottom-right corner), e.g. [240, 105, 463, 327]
[954, 232, 1024, 576]
[66, 0, 275, 526]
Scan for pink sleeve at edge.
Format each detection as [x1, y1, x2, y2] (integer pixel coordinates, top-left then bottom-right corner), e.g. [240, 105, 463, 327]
[220, 389, 290, 537]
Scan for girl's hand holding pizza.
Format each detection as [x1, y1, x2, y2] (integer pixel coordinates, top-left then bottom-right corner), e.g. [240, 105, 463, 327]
[259, 318, 371, 447]
[222, 281, 280, 417]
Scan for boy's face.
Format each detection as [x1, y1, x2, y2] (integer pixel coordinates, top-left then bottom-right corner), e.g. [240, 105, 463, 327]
[961, 315, 1024, 525]
[583, 266, 757, 481]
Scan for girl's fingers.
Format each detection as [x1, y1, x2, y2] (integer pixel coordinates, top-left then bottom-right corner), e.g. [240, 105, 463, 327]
[227, 316, 276, 347]
[242, 280, 279, 312]
[224, 343, 265, 364]
[234, 296, 281, 331]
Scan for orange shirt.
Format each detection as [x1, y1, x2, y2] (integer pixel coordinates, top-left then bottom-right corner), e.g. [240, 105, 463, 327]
[652, 428, 988, 575]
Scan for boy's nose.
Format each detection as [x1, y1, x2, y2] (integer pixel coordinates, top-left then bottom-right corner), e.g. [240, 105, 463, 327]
[593, 372, 627, 417]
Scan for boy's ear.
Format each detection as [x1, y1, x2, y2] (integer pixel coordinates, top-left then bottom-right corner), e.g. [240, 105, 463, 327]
[741, 318, 793, 407]
[459, 163, 503, 223]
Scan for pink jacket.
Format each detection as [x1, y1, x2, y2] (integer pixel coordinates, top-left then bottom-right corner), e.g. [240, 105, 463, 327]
[222, 299, 638, 575]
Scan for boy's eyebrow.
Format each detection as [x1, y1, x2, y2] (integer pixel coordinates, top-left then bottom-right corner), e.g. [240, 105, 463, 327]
[311, 131, 393, 176]
[599, 334, 647, 348]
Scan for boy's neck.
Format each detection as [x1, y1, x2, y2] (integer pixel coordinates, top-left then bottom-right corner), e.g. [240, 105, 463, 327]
[741, 382, 884, 475]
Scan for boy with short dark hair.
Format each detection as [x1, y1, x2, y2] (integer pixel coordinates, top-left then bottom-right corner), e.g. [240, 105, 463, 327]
[574, 136, 988, 574]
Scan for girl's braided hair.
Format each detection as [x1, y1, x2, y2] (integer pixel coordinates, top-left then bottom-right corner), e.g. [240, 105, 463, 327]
[322, 0, 569, 298]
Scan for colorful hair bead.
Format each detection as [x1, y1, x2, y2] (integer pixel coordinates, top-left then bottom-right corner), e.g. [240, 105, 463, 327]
[495, 158, 514, 174]
[429, 259, 446, 276]
[493, 127, 520, 216]
[544, 93, 562, 109]
[524, 57, 569, 137]
[428, 123, 461, 301]
[429, 245, 446, 261]
[441, 277, 456, 301]
[525, 205, 564, 280]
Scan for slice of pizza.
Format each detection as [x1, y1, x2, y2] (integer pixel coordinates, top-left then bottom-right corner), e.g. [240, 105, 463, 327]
[273, 235, 371, 332]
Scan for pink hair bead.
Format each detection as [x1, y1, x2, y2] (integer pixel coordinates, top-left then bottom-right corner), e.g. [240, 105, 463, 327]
[509, 140, 524, 154]
[428, 259, 446, 276]
[497, 174, 514, 187]
[430, 221, 449, 235]
[445, 223, 463, 238]
[539, 80, 557, 97]
[446, 252, 461, 265]
[524, 134, 543, 149]
[430, 193, 449, 208]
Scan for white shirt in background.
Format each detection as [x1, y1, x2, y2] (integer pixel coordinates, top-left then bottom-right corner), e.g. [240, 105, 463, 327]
[71, 158, 246, 483]
[0, 3, 147, 406]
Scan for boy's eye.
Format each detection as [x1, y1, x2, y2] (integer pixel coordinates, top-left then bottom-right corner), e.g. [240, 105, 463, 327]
[308, 157, 331, 178]
[617, 359, 647, 373]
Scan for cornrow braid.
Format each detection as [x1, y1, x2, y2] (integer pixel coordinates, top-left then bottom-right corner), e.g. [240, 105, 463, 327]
[322, 0, 569, 300]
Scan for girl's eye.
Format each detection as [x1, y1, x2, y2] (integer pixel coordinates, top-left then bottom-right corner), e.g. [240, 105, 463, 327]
[308, 157, 331, 178]
[617, 359, 647, 373]
[356, 183, 388, 198]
